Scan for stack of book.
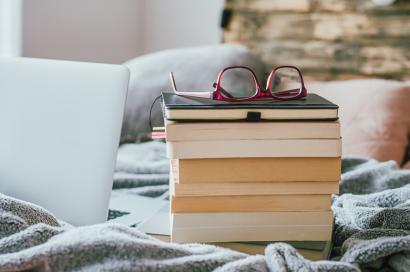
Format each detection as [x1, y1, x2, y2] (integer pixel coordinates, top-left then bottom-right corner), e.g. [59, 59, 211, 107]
[160, 93, 341, 243]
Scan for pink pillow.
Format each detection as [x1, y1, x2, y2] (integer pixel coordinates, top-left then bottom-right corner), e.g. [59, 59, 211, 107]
[307, 80, 410, 166]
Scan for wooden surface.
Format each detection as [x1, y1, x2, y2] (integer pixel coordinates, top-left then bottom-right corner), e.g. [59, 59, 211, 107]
[222, 0, 410, 80]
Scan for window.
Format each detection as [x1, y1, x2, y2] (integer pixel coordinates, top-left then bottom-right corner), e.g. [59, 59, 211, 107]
[0, 0, 21, 57]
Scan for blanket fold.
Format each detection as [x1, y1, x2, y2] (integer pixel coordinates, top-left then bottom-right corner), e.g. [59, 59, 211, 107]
[0, 142, 409, 271]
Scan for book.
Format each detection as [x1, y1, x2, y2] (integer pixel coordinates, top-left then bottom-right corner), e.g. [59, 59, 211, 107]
[212, 241, 333, 260]
[171, 195, 331, 213]
[148, 234, 332, 260]
[165, 120, 340, 141]
[172, 157, 341, 183]
[161, 93, 338, 121]
[172, 181, 339, 196]
[167, 138, 342, 159]
[171, 211, 334, 228]
[138, 205, 333, 260]
[170, 225, 333, 243]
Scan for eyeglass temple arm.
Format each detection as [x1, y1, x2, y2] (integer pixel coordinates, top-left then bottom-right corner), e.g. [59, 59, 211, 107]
[212, 83, 234, 99]
[169, 72, 178, 92]
[169, 72, 213, 99]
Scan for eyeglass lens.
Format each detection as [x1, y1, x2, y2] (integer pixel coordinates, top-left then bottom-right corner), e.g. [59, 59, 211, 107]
[219, 68, 258, 99]
[269, 67, 302, 99]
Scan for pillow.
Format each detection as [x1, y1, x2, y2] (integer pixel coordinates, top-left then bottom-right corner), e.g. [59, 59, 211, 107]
[307, 80, 410, 166]
[122, 45, 266, 139]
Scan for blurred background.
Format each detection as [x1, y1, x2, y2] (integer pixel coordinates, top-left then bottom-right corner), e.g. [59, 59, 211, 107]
[1, 0, 409, 164]
[1, 0, 408, 80]
[0, 0, 224, 63]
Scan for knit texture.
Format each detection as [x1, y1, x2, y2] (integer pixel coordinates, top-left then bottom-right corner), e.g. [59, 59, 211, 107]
[0, 142, 409, 271]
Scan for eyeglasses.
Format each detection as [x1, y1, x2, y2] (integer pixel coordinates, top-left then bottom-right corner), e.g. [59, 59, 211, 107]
[170, 65, 307, 102]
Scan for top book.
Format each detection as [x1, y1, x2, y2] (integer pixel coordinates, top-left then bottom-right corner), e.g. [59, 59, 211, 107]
[161, 93, 338, 121]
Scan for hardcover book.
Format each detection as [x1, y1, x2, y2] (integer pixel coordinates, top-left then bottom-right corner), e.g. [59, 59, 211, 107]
[171, 211, 334, 228]
[212, 241, 333, 260]
[165, 120, 341, 141]
[167, 138, 342, 159]
[138, 205, 333, 259]
[172, 158, 341, 183]
[170, 162, 340, 196]
[173, 181, 339, 196]
[161, 92, 338, 121]
[171, 225, 333, 243]
[171, 195, 331, 213]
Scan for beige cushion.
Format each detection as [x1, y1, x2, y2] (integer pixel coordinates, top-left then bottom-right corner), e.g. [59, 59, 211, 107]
[307, 79, 410, 166]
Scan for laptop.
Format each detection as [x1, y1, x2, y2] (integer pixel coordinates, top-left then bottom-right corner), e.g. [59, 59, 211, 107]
[0, 57, 129, 226]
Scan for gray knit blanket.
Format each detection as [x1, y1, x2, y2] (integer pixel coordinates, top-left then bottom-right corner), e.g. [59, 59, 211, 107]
[1, 141, 410, 271]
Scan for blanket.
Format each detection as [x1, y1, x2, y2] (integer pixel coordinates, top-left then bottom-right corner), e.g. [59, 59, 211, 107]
[1, 141, 409, 271]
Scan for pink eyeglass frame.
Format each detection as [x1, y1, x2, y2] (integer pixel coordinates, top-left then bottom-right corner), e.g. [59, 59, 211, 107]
[170, 65, 307, 102]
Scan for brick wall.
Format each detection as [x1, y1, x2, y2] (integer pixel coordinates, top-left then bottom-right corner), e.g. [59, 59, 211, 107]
[222, 0, 410, 80]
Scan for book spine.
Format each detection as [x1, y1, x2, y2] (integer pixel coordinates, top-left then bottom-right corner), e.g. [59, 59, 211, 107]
[167, 139, 342, 159]
[176, 157, 341, 183]
[173, 182, 340, 196]
[166, 121, 341, 141]
[171, 195, 331, 213]
[171, 225, 333, 243]
[172, 211, 334, 228]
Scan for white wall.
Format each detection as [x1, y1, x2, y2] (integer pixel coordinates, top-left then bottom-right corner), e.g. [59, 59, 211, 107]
[22, 0, 142, 63]
[139, 0, 224, 55]
[22, 0, 224, 64]
[0, 0, 22, 56]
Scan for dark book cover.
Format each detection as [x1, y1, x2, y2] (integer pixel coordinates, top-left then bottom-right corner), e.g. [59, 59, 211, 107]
[161, 92, 338, 110]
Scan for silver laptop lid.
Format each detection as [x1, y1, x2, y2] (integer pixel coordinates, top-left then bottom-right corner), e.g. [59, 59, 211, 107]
[0, 57, 129, 226]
